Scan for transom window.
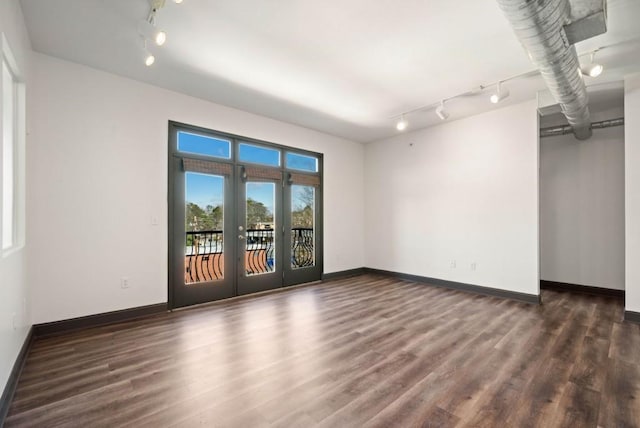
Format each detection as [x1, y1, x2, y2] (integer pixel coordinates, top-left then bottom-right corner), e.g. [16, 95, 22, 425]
[238, 143, 281, 167]
[177, 131, 231, 159]
[286, 152, 319, 172]
[174, 128, 320, 175]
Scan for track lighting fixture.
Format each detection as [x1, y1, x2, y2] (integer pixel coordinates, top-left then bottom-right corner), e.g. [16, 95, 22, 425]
[139, 0, 184, 66]
[490, 81, 510, 104]
[581, 51, 603, 78]
[396, 115, 408, 131]
[388, 40, 623, 133]
[435, 100, 449, 120]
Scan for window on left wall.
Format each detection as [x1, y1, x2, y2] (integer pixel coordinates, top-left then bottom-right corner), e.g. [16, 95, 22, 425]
[2, 34, 23, 253]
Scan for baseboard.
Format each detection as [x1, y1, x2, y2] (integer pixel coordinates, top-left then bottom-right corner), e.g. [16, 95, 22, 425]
[33, 303, 168, 338]
[0, 326, 33, 426]
[540, 280, 625, 299]
[322, 267, 366, 281]
[364, 268, 541, 305]
[624, 311, 640, 324]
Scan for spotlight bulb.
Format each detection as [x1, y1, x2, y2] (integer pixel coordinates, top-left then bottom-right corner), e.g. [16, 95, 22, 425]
[581, 52, 603, 78]
[155, 30, 167, 46]
[490, 82, 509, 104]
[584, 63, 603, 78]
[145, 53, 155, 66]
[396, 117, 408, 131]
[138, 20, 167, 47]
[174, 0, 183, 3]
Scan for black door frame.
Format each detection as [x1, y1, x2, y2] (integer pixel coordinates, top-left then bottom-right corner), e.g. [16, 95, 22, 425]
[168, 121, 324, 309]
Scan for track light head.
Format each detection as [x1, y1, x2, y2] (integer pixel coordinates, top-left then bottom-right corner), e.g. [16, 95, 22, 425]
[588, 63, 604, 77]
[581, 52, 604, 78]
[396, 115, 408, 131]
[145, 52, 156, 66]
[435, 101, 449, 120]
[138, 20, 167, 46]
[155, 30, 167, 46]
[490, 82, 510, 104]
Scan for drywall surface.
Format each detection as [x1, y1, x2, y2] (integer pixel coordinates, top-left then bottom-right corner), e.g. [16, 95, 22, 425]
[625, 74, 640, 312]
[28, 53, 365, 324]
[0, 0, 31, 400]
[365, 100, 539, 296]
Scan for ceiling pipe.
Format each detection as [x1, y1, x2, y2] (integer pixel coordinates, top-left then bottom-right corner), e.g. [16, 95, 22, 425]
[496, 0, 598, 140]
[540, 116, 623, 138]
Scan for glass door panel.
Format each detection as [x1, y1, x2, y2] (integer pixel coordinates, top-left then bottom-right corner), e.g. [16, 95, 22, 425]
[284, 179, 322, 286]
[237, 169, 283, 295]
[291, 185, 315, 269]
[245, 182, 276, 276]
[185, 172, 225, 283]
[170, 157, 234, 308]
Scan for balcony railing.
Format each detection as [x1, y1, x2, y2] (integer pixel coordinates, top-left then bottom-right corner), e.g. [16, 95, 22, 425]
[185, 227, 314, 283]
[185, 230, 224, 283]
[292, 227, 314, 268]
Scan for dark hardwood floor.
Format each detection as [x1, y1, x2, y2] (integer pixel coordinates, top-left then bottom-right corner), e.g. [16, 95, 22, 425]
[5, 274, 640, 427]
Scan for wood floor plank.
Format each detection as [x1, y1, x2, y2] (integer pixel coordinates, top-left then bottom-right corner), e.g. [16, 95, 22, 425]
[550, 381, 601, 428]
[5, 274, 639, 428]
[597, 357, 640, 427]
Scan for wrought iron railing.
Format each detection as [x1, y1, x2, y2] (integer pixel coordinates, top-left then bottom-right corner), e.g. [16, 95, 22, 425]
[292, 227, 314, 268]
[185, 227, 314, 283]
[245, 228, 275, 275]
[185, 230, 224, 283]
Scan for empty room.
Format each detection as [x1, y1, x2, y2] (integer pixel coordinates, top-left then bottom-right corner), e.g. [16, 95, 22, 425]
[1, 0, 640, 426]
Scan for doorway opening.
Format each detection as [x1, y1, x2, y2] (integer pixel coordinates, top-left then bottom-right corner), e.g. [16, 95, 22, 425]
[168, 122, 323, 309]
[538, 83, 625, 302]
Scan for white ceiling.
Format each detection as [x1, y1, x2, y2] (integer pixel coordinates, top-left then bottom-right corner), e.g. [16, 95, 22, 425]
[19, 0, 640, 142]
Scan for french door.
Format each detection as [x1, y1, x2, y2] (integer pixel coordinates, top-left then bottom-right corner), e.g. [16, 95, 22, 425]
[168, 122, 322, 309]
[236, 166, 283, 295]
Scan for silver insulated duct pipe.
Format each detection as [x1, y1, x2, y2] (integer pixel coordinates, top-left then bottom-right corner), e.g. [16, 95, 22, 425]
[496, 0, 592, 140]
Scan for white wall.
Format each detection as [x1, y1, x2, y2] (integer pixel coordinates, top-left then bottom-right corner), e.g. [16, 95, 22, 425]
[0, 0, 31, 397]
[625, 74, 640, 313]
[540, 107, 625, 290]
[28, 53, 365, 324]
[364, 100, 539, 296]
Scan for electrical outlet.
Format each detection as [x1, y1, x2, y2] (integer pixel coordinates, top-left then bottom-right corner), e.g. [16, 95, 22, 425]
[471, 262, 477, 271]
[12, 312, 17, 331]
[121, 277, 130, 289]
[150, 215, 159, 226]
[450, 260, 456, 268]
